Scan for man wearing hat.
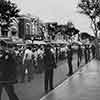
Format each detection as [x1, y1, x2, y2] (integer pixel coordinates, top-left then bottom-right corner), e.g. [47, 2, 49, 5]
[67, 45, 73, 76]
[43, 44, 57, 93]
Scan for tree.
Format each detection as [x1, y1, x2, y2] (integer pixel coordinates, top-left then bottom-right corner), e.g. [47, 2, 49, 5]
[78, 0, 100, 38]
[0, 0, 20, 35]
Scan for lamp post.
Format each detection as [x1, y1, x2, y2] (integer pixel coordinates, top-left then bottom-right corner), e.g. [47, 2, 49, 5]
[31, 36, 34, 43]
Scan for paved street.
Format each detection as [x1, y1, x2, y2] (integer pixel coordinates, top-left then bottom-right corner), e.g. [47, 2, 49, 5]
[40, 59, 100, 100]
[1, 53, 86, 100]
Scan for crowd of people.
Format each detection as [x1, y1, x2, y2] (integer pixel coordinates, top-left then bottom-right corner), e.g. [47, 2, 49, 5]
[0, 40, 96, 100]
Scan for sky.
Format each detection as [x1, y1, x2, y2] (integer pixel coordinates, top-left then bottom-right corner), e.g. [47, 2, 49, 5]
[12, 0, 93, 35]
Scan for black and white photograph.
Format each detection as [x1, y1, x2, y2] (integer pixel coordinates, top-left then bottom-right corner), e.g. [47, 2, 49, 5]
[0, 0, 99, 100]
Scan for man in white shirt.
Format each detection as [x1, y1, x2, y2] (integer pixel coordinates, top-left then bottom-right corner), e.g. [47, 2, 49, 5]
[23, 46, 34, 82]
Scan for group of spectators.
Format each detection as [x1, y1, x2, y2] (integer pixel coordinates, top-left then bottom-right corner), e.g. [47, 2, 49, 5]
[6, 43, 96, 85]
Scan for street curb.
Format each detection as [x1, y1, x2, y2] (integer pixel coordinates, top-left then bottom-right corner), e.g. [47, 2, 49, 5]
[40, 59, 94, 100]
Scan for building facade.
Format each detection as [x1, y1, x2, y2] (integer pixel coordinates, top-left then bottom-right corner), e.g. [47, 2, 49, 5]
[17, 15, 33, 40]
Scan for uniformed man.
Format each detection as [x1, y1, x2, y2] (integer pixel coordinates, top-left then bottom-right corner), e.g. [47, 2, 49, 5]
[67, 45, 73, 76]
[91, 44, 96, 58]
[84, 45, 88, 64]
[43, 44, 57, 93]
[77, 45, 82, 68]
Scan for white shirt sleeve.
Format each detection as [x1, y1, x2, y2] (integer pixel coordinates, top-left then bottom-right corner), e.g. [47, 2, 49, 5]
[23, 50, 27, 64]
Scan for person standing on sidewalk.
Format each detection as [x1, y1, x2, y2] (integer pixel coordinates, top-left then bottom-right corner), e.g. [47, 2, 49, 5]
[67, 45, 73, 76]
[84, 45, 88, 64]
[91, 44, 96, 58]
[77, 45, 82, 68]
[43, 44, 57, 93]
[87, 45, 90, 61]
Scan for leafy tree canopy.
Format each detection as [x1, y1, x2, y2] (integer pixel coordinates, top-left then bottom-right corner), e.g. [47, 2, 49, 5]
[0, 0, 20, 29]
[78, 0, 100, 18]
[78, 0, 100, 37]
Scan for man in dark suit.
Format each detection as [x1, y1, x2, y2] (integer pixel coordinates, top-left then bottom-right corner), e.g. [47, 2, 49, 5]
[77, 45, 82, 68]
[84, 45, 88, 64]
[43, 44, 57, 93]
[67, 45, 73, 76]
[0, 43, 19, 100]
[91, 44, 96, 58]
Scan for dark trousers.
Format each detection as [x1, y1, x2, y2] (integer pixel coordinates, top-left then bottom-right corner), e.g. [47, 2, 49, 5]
[68, 60, 73, 75]
[44, 69, 54, 92]
[77, 55, 82, 67]
[85, 54, 88, 64]
[87, 51, 90, 61]
[0, 84, 19, 100]
[92, 51, 95, 58]
[24, 60, 33, 80]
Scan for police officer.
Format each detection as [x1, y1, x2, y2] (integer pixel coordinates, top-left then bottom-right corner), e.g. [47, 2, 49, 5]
[91, 44, 96, 58]
[0, 43, 19, 100]
[77, 45, 82, 68]
[87, 45, 90, 61]
[84, 45, 88, 64]
[67, 45, 73, 76]
[43, 44, 57, 93]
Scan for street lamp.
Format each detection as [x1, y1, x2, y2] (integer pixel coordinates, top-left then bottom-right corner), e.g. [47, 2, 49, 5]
[31, 36, 34, 43]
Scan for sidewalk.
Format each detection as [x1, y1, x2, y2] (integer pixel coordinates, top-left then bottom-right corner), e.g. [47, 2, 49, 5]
[40, 59, 100, 100]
